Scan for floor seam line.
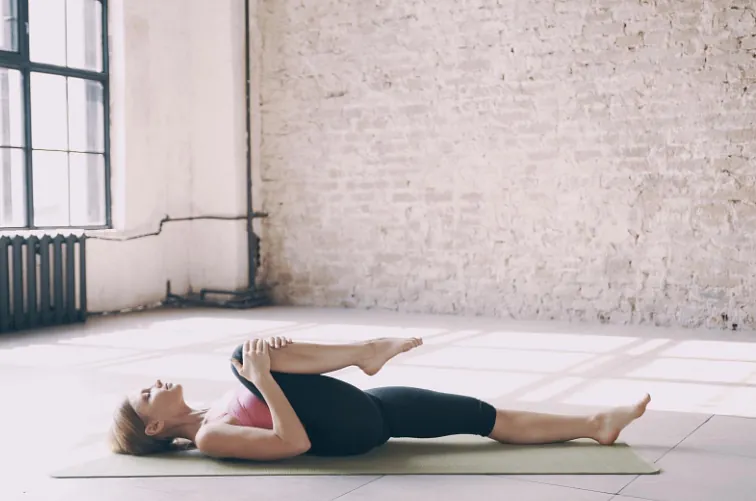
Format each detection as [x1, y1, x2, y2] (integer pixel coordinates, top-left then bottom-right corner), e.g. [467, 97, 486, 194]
[655, 414, 715, 461]
[611, 493, 666, 501]
[616, 414, 714, 496]
[507, 474, 632, 497]
[330, 475, 384, 501]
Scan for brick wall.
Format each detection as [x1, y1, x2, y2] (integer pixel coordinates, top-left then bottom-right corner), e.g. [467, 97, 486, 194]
[257, 0, 756, 329]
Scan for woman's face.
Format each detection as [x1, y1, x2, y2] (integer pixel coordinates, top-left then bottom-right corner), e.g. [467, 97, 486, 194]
[128, 379, 185, 435]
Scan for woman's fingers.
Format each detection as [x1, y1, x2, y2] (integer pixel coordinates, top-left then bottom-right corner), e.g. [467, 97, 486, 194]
[243, 337, 281, 356]
[267, 336, 287, 349]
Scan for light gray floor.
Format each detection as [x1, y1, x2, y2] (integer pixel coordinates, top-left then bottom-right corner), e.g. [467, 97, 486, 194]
[2, 306, 755, 501]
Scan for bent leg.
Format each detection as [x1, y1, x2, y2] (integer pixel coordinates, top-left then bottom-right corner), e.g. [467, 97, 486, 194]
[267, 341, 370, 375]
[266, 337, 423, 376]
[231, 345, 389, 456]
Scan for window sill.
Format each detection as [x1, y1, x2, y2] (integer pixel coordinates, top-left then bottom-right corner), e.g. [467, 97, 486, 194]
[0, 226, 114, 238]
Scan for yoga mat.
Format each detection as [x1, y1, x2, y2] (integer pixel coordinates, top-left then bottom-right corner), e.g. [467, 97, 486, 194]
[50, 436, 660, 478]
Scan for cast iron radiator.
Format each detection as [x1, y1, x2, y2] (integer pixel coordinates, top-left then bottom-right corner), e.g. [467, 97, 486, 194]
[0, 235, 87, 333]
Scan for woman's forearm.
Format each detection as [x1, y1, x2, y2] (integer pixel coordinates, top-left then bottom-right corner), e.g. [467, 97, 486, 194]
[254, 374, 310, 447]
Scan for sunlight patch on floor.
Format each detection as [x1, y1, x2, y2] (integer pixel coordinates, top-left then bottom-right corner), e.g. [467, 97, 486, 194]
[459, 332, 639, 353]
[422, 330, 483, 345]
[59, 328, 239, 350]
[0, 344, 139, 368]
[560, 378, 756, 417]
[627, 358, 756, 384]
[58, 317, 297, 351]
[567, 355, 617, 374]
[288, 324, 447, 342]
[102, 354, 233, 382]
[339, 365, 544, 401]
[406, 346, 596, 373]
[518, 377, 586, 402]
[147, 318, 296, 335]
[714, 386, 756, 417]
[661, 340, 756, 362]
[626, 339, 673, 356]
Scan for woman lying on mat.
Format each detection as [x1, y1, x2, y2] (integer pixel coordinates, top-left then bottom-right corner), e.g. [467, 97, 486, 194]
[109, 336, 651, 459]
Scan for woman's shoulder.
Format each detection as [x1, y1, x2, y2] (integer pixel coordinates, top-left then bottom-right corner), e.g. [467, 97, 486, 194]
[196, 396, 242, 457]
[195, 414, 253, 458]
[202, 388, 241, 426]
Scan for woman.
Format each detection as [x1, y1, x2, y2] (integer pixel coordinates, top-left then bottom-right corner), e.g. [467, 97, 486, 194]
[110, 336, 650, 460]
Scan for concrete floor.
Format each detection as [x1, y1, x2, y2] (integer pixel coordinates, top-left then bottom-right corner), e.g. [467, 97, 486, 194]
[2, 306, 756, 500]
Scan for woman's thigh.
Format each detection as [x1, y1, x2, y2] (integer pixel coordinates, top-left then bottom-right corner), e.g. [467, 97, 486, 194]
[230, 345, 389, 456]
[366, 386, 496, 438]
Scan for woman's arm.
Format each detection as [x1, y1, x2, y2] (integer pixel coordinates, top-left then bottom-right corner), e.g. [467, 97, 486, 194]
[254, 372, 311, 450]
[196, 420, 309, 461]
[198, 339, 310, 460]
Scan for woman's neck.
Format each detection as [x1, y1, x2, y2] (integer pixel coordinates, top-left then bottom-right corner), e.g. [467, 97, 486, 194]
[169, 407, 209, 443]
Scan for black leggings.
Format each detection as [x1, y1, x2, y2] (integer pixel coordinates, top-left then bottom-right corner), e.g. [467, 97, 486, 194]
[230, 345, 497, 456]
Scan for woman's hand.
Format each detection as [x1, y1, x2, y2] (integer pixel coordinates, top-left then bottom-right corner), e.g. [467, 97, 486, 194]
[231, 339, 271, 383]
[266, 336, 293, 349]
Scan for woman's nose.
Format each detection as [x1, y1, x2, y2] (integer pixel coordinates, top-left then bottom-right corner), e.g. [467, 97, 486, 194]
[156, 379, 163, 388]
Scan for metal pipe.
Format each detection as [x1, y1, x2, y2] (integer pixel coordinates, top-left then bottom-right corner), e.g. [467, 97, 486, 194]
[244, 0, 257, 289]
[152, 0, 271, 313]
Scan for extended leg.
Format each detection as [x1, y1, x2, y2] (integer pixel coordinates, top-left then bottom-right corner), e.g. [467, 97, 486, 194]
[265, 337, 423, 376]
[366, 386, 650, 446]
[488, 394, 651, 445]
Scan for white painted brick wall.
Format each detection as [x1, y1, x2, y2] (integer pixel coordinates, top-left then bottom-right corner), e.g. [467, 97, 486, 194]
[256, 0, 756, 330]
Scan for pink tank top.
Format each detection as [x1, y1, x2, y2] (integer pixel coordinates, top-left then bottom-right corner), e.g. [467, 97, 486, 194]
[219, 385, 274, 429]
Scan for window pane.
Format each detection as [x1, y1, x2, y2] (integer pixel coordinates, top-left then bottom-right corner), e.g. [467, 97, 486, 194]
[0, 0, 18, 52]
[0, 67, 23, 147]
[29, 0, 66, 66]
[31, 72, 67, 150]
[66, 0, 102, 72]
[68, 78, 103, 152]
[69, 152, 104, 226]
[0, 148, 25, 227]
[32, 150, 69, 227]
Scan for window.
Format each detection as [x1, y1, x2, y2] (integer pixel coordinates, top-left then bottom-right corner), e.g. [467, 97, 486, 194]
[0, 0, 109, 229]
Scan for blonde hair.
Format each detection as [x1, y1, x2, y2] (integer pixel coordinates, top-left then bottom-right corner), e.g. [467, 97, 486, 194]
[108, 397, 180, 456]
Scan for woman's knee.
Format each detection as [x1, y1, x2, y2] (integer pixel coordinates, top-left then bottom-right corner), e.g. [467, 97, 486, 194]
[231, 344, 243, 363]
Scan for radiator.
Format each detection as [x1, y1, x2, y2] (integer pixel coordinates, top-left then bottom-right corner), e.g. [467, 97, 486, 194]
[0, 235, 87, 334]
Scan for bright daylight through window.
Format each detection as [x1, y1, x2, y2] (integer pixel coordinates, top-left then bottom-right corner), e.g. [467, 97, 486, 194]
[0, 0, 109, 229]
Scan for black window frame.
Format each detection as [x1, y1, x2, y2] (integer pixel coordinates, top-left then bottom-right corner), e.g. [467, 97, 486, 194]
[0, 0, 110, 230]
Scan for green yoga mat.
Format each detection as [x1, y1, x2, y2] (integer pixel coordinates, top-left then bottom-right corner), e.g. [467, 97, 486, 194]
[50, 436, 660, 478]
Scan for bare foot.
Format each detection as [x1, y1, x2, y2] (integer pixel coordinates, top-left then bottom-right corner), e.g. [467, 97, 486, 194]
[594, 394, 651, 445]
[359, 337, 423, 376]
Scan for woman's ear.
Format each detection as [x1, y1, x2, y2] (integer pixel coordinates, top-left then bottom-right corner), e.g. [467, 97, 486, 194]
[144, 420, 165, 437]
